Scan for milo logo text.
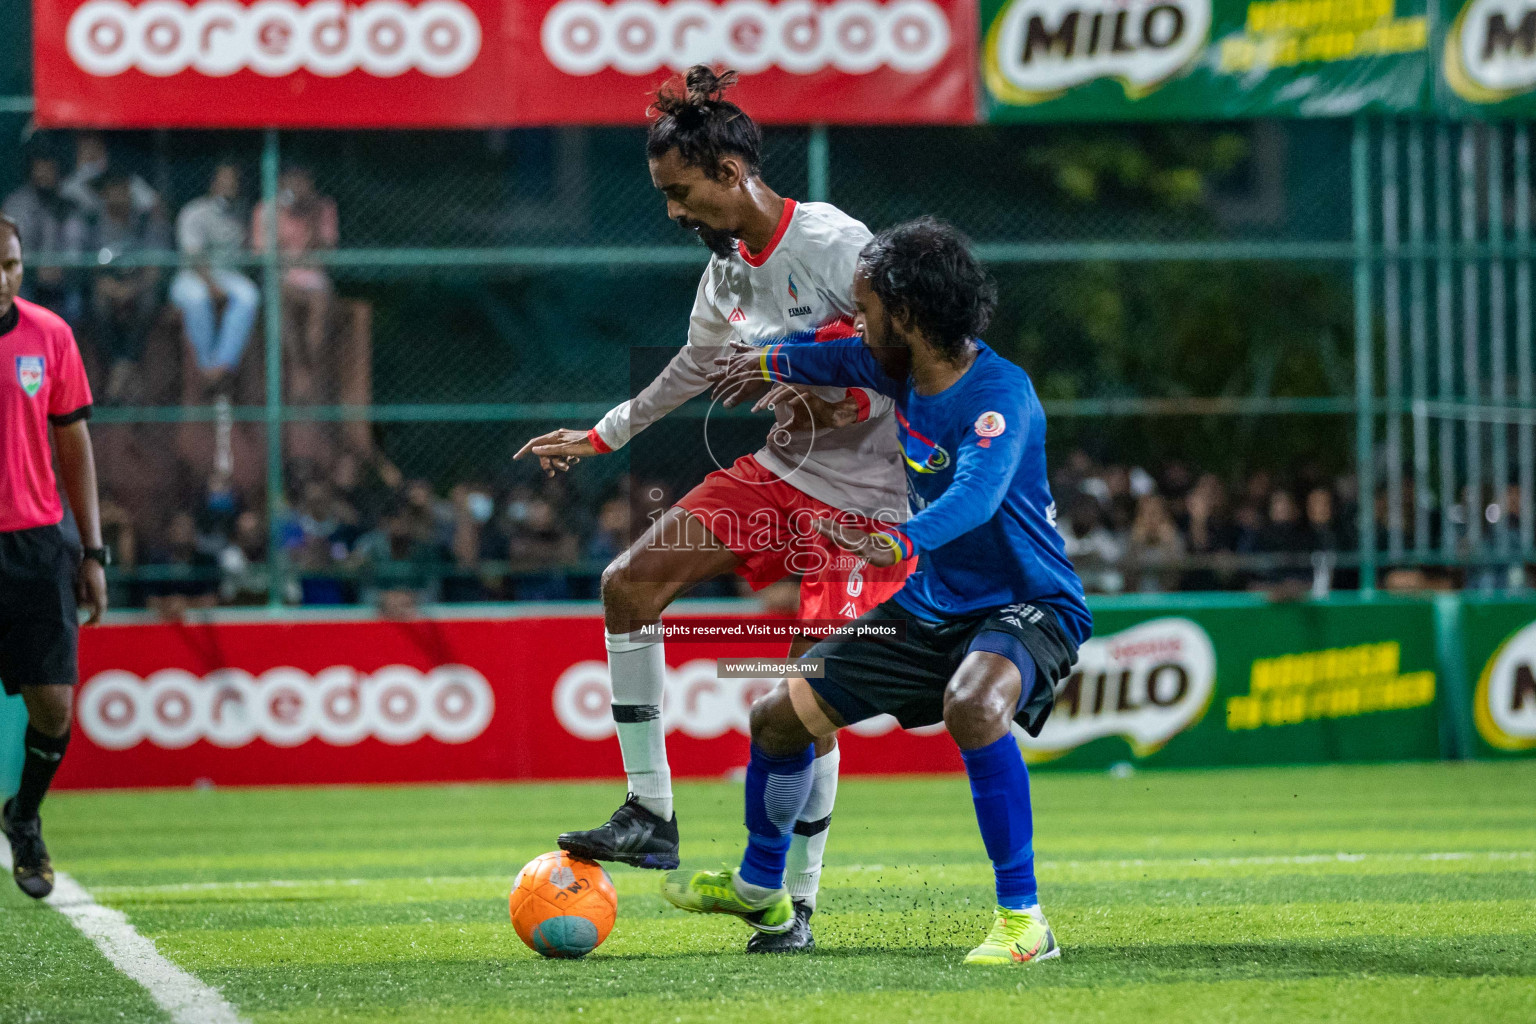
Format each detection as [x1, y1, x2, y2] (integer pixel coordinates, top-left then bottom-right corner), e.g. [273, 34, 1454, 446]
[1474, 619, 1536, 750]
[1017, 617, 1216, 762]
[1446, 0, 1536, 101]
[984, 0, 1210, 103]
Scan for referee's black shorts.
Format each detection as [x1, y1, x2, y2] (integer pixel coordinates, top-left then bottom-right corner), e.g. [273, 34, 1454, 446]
[0, 524, 80, 695]
[804, 597, 1080, 737]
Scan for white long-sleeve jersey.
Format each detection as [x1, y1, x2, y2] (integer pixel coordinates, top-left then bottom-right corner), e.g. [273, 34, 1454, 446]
[589, 200, 907, 521]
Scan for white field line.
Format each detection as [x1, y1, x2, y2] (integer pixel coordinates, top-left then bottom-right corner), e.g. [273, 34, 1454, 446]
[845, 850, 1536, 873]
[0, 844, 246, 1024]
[87, 849, 1536, 897]
[92, 874, 506, 896]
[1051, 849, 1536, 870]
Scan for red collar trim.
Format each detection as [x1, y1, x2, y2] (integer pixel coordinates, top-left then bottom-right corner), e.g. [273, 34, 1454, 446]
[738, 199, 797, 268]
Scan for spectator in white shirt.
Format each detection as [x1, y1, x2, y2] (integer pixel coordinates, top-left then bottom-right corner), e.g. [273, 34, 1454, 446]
[170, 162, 259, 388]
[1058, 492, 1126, 594]
[59, 133, 160, 217]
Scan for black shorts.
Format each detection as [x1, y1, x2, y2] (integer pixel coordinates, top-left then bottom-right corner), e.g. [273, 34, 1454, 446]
[0, 525, 80, 695]
[806, 598, 1080, 737]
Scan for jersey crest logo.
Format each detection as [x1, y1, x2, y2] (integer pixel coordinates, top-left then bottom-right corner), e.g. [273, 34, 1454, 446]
[15, 356, 43, 398]
[975, 411, 1006, 437]
[786, 275, 812, 316]
[728, 307, 747, 323]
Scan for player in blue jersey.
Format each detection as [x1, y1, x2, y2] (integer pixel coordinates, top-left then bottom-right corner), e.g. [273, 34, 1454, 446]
[659, 217, 1091, 965]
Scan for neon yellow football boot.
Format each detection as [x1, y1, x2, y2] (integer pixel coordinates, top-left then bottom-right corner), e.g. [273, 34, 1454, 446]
[964, 905, 1061, 965]
[660, 868, 795, 933]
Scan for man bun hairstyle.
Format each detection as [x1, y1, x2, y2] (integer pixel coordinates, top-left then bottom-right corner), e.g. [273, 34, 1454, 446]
[647, 65, 762, 180]
[858, 217, 997, 359]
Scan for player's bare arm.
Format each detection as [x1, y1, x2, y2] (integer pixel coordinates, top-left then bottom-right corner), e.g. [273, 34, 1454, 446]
[53, 419, 107, 624]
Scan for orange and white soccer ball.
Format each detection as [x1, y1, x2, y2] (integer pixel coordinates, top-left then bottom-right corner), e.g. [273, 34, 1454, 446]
[508, 851, 617, 958]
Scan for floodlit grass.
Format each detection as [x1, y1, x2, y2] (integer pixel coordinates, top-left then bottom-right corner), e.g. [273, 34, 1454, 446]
[1, 761, 1532, 1023]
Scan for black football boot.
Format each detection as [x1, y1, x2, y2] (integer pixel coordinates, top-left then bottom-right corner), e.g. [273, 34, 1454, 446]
[745, 900, 815, 953]
[557, 794, 680, 870]
[2, 799, 55, 899]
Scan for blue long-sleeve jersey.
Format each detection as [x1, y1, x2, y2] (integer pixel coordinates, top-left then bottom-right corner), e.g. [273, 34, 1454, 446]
[762, 335, 1091, 645]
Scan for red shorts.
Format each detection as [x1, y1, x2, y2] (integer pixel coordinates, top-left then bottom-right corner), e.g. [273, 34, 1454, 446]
[676, 454, 913, 623]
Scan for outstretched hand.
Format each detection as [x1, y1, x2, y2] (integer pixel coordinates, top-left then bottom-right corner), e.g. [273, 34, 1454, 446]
[812, 517, 900, 568]
[514, 428, 597, 477]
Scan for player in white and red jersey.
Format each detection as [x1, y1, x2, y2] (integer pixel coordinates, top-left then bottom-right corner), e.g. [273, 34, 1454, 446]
[514, 66, 910, 952]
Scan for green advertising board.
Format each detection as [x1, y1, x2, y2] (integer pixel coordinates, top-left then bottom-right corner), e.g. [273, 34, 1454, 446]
[1027, 596, 1444, 769]
[982, 0, 1434, 120]
[1460, 598, 1536, 756]
[1437, 0, 1536, 116]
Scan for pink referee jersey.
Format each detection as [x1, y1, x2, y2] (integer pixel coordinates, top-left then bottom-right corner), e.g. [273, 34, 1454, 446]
[0, 297, 93, 532]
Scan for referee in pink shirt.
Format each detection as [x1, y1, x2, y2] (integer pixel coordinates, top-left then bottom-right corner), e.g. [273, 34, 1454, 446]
[0, 213, 108, 899]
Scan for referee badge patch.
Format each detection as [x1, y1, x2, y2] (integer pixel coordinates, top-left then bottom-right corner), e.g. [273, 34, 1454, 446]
[16, 356, 44, 398]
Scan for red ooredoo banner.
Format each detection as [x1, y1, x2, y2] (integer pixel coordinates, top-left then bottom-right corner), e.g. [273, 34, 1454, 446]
[33, 0, 977, 127]
[58, 612, 964, 790]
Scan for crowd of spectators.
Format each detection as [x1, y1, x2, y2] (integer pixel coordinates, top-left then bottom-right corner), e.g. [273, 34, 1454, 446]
[3, 134, 338, 403]
[96, 442, 1531, 617]
[98, 449, 738, 616]
[1051, 452, 1526, 595]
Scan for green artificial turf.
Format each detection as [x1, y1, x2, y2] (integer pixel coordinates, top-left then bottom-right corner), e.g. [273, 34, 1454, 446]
[0, 761, 1532, 1023]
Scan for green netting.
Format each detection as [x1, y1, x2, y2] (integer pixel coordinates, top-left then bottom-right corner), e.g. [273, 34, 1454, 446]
[3, 118, 1531, 603]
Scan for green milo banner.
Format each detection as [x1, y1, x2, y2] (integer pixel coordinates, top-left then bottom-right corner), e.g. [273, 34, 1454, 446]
[1438, 0, 1536, 115]
[981, 0, 1433, 119]
[1025, 599, 1443, 769]
[1460, 599, 1536, 756]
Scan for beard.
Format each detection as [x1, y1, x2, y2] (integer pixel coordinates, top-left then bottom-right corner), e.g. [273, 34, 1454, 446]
[866, 311, 911, 378]
[679, 217, 738, 259]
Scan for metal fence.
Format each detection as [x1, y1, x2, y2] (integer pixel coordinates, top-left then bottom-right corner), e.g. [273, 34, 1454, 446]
[1, 112, 1532, 605]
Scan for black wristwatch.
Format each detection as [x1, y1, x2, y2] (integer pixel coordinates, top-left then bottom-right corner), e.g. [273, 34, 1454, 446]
[82, 545, 113, 568]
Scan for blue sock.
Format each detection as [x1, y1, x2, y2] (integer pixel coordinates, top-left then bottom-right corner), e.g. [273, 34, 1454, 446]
[959, 732, 1038, 910]
[739, 742, 815, 890]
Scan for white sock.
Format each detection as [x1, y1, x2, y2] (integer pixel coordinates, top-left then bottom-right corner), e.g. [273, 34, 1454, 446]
[732, 872, 784, 907]
[606, 629, 672, 820]
[784, 743, 839, 910]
